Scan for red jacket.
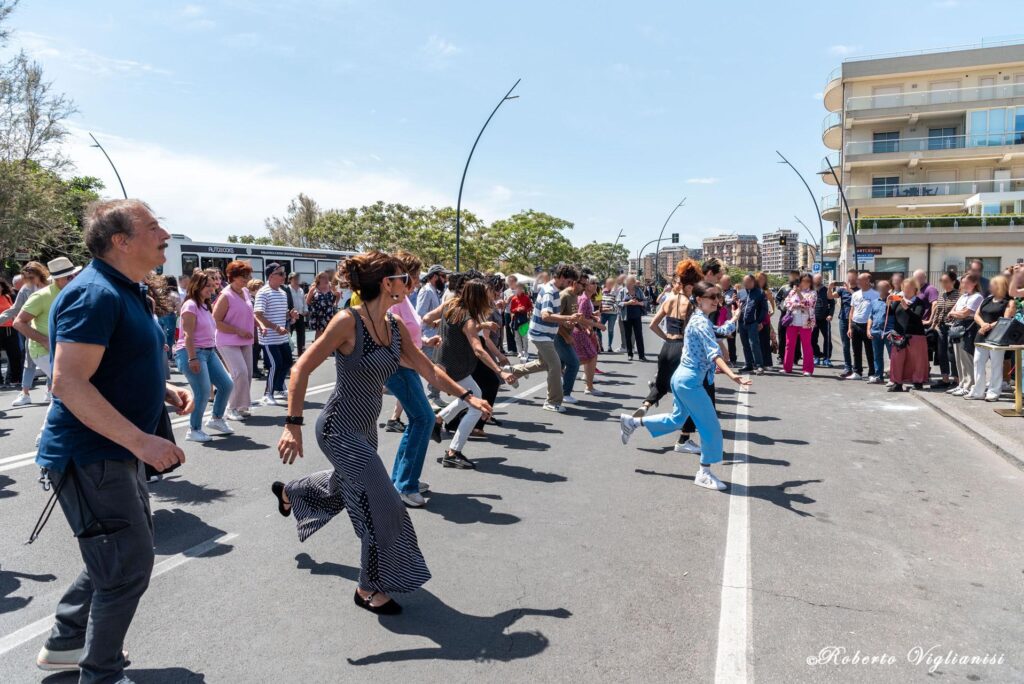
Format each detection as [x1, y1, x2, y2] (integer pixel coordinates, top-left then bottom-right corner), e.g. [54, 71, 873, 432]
[509, 293, 533, 315]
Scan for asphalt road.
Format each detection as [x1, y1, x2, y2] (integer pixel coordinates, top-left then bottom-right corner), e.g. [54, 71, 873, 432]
[0, 328, 1021, 683]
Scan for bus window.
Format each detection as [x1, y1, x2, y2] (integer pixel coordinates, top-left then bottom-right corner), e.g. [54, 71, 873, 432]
[242, 256, 263, 277]
[200, 256, 232, 275]
[182, 253, 199, 276]
[294, 259, 315, 285]
[317, 259, 337, 274]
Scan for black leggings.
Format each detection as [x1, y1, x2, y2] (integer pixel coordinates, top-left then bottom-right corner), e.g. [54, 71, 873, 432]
[645, 339, 684, 405]
[1, 328, 23, 385]
[623, 317, 646, 358]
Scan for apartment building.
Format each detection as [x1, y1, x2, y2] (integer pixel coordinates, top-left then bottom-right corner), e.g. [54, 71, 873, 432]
[658, 244, 702, 277]
[799, 241, 819, 271]
[702, 233, 760, 271]
[821, 41, 1024, 278]
[760, 229, 800, 275]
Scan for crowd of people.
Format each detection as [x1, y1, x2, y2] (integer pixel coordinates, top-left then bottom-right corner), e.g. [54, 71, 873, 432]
[1, 196, 1023, 683]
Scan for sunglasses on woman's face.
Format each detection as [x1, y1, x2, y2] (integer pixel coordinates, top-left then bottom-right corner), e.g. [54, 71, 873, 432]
[386, 274, 411, 285]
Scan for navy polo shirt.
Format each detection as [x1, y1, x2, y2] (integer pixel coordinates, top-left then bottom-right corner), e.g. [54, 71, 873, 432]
[36, 258, 166, 472]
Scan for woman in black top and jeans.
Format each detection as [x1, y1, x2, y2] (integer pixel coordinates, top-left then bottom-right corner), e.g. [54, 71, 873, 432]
[885, 279, 929, 392]
[619, 276, 647, 361]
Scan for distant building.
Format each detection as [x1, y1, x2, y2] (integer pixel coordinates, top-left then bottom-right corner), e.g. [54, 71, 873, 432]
[760, 229, 800, 275]
[702, 233, 760, 271]
[657, 244, 702, 278]
[799, 242, 819, 271]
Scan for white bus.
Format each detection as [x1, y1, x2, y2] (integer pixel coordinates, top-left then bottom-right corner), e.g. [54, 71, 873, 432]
[160, 234, 357, 286]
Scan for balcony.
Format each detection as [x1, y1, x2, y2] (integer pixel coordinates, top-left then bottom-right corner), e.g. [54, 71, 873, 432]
[818, 153, 841, 185]
[843, 177, 1024, 201]
[823, 66, 842, 112]
[845, 82, 1024, 116]
[822, 112, 843, 149]
[820, 193, 841, 221]
[824, 232, 841, 252]
[845, 131, 1024, 157]
[856, 214, 1024, 231]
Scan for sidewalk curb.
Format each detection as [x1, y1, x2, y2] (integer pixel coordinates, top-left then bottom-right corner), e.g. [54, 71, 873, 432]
[912, 390, 1024, 472]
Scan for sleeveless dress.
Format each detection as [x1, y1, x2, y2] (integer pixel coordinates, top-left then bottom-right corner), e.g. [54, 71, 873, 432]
[308, 289, 338, 333]
[284, 313, 430, 594]
[572, 294, 599, 362]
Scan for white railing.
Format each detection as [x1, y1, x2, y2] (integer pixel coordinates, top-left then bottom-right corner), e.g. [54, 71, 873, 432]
[846, 82, 1024, 111]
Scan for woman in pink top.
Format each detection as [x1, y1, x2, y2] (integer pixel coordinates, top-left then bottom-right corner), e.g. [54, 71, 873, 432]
[214, 260, 257, 421]
[782, 273, 817, 376]
[175, 272, 235, 442]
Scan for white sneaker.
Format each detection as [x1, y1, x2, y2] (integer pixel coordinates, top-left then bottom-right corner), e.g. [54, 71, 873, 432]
[584, 388, 604, 396]
[11, 393, 31, 407]
[964, 393, 985, 401]
[542, 403, 565, 413]
[186, 428, 212, 443]
[618, 414, 636, 445]
[694, 468, 727, 491]
[260, 394, 279, 406]
[984, 393, 1000, 402]
[945, 386, 960, 394]
[400, 492, 426, 508]
[563, 395, 578, 404]
[674, 439, 702, 454]
[44, 391, 53, 403]
[519, 353, 529, 363]
[867, 375, 879, 383]
[273, 391, 287, 401]
[239, 408, 252, 417]
[846, 373, 862, 380]
[803, 372, 812, 377]
[204, 417, 234, 434]
[35, 432, 41, 447]
[614, 346, 624, 353]
[225, 409, 246, 421]
[950, 387, 967, 396]
[37, 645, 130, 672]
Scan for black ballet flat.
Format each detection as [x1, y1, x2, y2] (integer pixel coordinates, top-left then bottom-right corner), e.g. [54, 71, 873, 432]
[431, 420, 442, 444]
[353, 589, 402, 615]
[488, 416, 503, 427]
[271, 481, 291, 517]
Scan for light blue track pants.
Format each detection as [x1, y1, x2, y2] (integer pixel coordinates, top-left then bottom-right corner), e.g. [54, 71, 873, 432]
[642, 364, 724, 464]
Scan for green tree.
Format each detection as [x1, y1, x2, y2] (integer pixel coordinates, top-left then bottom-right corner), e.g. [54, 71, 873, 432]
[227, 234, 273, 245]
[264, 193, 321, 246]
[489, 210, 577, 274]
[576, 241, 630, 278]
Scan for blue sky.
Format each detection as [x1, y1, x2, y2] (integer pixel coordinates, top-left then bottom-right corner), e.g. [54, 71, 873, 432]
[4, 0, 1015, 256]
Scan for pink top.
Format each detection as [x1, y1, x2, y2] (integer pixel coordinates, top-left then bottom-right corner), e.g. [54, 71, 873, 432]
[175, 299, 217, 351]
[217, 286, 255, 347]
[390, 297, 422, 349]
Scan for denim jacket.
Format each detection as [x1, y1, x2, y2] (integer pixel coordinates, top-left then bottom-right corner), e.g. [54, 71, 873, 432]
[867, 298, 892, 335]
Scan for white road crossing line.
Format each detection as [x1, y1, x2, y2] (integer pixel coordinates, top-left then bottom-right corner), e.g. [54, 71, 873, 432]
[0, 532, 239, 658]
[0, 383, 337, 474]
[714, 385, 752, 684]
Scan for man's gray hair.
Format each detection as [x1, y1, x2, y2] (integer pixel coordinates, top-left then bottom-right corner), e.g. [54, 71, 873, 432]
[83, 199, 153, 258]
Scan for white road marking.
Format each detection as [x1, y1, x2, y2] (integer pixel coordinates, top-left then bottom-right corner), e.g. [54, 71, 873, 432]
[714, 385, 752, 684]
[0, 532, 239, 658]
[0, 383, 337, 474]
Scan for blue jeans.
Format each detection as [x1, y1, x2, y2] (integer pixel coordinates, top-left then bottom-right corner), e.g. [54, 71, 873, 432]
[644, 365, 724, 464]
[157, 314, 176, 359]
[175, 348, 233, 430]
[839, 317, 852, 371]
[554, 335, 580, 397]
[871, 334, 891, 378]
[385, 367, 433, 494]
[600, 312, 617, 349]
[739, 322, 764, 369]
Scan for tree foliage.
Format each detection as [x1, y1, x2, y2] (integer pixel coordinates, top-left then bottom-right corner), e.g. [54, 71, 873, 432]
[488, 210, 577, 274]
[576, 241, 630, 278]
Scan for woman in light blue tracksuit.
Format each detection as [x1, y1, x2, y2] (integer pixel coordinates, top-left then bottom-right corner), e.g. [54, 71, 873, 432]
[619, 281, 752, 491]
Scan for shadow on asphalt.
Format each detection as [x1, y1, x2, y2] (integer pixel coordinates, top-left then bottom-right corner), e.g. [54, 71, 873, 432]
[153, 509, 234, 558]
[721, 429, 808, 447]
[0, 473, 16, 499]
[634, 469, 821, 517]
[478, 432, 551, 451]
[488, 418, 558, 435]
[44, 668, 206, 683]
[292, 553, 572, 665]
[472, 456, 567, 483]
[149, 476, 232, 505]
[0, 565, 57, 615]
[421, 492, 521, 525]
[197, 434, 270, 452]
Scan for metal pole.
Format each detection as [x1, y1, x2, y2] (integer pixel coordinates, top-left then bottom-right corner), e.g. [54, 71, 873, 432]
[825, 157, 858, 271]
[635, 238, 662, 278]
[89, 133, 127, 199]
[793, 216, 820, 252]
[611, 229, 626, 275]
[653, 198, 686, 286]
[775, 152, 824, 270]
[455, 78, 521, 271]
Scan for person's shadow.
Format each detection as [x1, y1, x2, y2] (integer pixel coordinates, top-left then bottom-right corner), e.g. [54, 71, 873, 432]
[472, 457, 567, 483]
[44, 667, 205, 683]
[634, 469, 821, 517]
[294, 554, 571, 664]
[0, 565, 57, 614]
[421, 492, 521, 525]
[149, 476, 232, 505]
[0, 474, 16, 499]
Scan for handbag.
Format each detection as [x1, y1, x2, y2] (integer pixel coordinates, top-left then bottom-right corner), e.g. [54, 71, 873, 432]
[888, 331, 910, 350]
[985, 317, 1024, 346]
[780, 312, 794, 328]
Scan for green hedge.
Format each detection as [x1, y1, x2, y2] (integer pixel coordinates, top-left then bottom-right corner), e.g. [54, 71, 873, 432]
[856, 215, 1024, 229]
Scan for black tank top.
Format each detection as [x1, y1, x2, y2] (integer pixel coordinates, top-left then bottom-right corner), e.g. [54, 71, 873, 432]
[664, 295, 687, 336]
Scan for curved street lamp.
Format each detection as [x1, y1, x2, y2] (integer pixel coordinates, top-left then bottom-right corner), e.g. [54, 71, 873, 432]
[455, 78, 521, 270]
[653, 197, 686, 285]
[775, 151, 823, 270]
[824, 157, 859, 270]
[89, 132, 128, 199]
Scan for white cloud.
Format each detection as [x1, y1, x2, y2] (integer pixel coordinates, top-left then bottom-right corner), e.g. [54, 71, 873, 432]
[64, 126, 459, 241]
[828, 44, 861, 56]
[181, 4, 205, 17]
[424, 35, 460, 58]
[686, 177, 719, 185]
[17, 32, 171, 76]
[489, 185, 513, 202]
[812, 92, 824, 100]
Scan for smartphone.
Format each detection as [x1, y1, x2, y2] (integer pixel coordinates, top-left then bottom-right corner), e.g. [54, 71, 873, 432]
[1017, 257, 1023, 264]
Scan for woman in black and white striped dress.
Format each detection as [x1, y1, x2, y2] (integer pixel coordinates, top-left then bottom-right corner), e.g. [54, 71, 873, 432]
[273, 252, 492, 614]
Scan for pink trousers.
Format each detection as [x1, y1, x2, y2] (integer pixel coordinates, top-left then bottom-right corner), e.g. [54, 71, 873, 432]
[784, 326, 814, 374]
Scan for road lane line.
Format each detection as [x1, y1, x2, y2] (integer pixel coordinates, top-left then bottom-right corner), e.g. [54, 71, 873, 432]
[0, 532, 239, 658]
[714, 385, 752, 684]
[0, 383, 337, 474]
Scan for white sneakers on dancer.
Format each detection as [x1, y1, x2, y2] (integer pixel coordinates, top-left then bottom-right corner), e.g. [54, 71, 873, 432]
[694, 466, 726, 491]
[186, 428, 212, 443]
[205, 417, 234, 434]
[11, 393, 31, 407]
[674, 439, 701, 454]
[543, 403, 565, 413]
[619, 414, 637, 444]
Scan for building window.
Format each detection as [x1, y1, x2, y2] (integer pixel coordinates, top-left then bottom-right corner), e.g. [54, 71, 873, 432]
[928, 127, 958, 150]
[969, 107, 1024, 147]
[871, 176, 900, 198]
[875, 258, 908, 274]
[965, 256, 1001, 276]
[873, 131, 899, 153]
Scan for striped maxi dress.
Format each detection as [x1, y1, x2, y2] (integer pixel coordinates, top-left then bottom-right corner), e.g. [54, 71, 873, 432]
[285, 312, 431, 594]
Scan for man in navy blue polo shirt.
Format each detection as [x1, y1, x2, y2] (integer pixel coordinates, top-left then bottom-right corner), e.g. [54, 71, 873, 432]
[34, 199, 193, 682]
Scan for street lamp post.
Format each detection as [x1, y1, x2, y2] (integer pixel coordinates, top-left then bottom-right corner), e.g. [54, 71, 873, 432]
[455, 78, 521, 271]
[775, 151, 823, 271]
[824, 157, 859, 271]
[89, 133, 127, 199]
[611, 228, 626, 274]
[635, 237, 663, 279]
[793, 216, 823, 272]
[653, 197, 686, 286]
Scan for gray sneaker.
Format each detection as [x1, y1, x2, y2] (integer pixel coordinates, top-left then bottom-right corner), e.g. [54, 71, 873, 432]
[400, 491, 426, 507]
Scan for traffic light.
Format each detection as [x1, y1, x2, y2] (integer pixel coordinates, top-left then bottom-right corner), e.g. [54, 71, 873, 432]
[671, 233, 679, 244]
[779, 235, 787, 246]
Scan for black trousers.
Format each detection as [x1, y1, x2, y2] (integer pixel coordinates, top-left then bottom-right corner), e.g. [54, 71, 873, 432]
[1, 327, 23, 384]
[811, 318, 832, 359]
[503, 312, 517, 354]
[851, 321, 875, 376]
[645, 339, 684, 405]
[623, 317, 646, 359]
[727, 334, 737, 364]
[759, 324, 772, 367]
[935, 325, 953, 377]
[292, 317, 306, 355]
